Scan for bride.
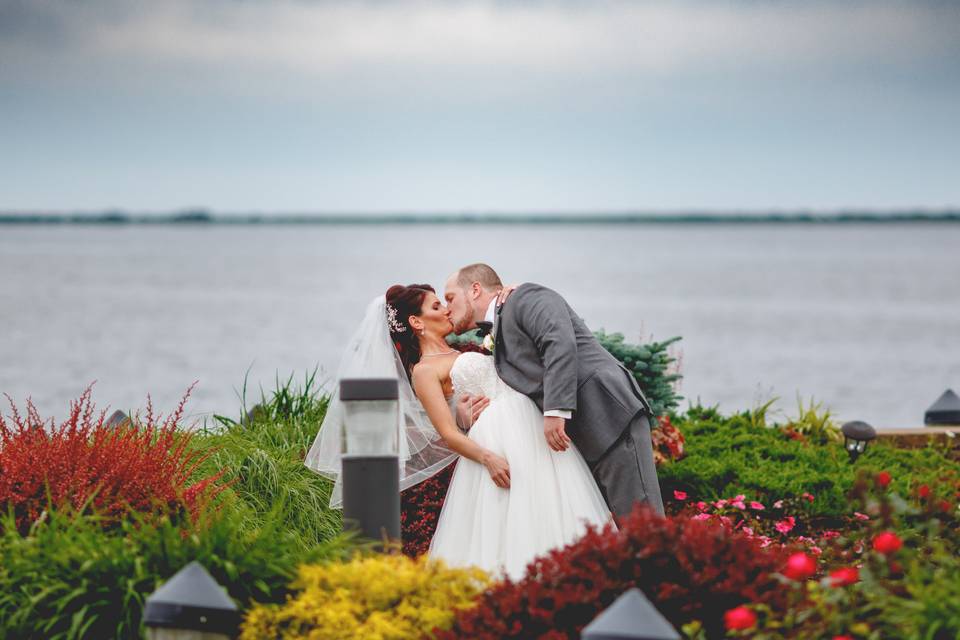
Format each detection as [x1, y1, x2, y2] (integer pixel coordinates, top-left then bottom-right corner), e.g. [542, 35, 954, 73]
[305, 284, 612, 580]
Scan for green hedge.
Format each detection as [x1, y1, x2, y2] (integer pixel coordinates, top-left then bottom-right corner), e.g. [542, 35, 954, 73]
[658, 404, 960, 521]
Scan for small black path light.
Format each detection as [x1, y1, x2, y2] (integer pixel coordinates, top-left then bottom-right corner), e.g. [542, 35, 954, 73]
[582, 588, 681, 640]
[925, 389, 960, 426]
[339, 377, 401, 544]
[143, 561, 239, 640]
[841, 420, 877, 463]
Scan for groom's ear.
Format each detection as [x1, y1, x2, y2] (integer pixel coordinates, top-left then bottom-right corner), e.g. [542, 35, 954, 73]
[470, 282, 483, 300]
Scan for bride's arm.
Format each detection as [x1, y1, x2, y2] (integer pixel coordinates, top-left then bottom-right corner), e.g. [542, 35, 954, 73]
[412, 366, 511, 489]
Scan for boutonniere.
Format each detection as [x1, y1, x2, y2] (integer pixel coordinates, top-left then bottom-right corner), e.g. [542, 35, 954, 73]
[482, 333, 496, 353]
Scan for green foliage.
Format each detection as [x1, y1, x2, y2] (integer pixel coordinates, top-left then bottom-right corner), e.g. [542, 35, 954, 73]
[593, 330, 682, 417]
[746, 471, 960, 639]
[0, 502, 352, 640]
[659, 404, 960, 522]
[192, 371, 341, 550]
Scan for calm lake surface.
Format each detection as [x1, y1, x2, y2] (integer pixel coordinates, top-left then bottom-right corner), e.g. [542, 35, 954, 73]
[1, 223, 958, 428]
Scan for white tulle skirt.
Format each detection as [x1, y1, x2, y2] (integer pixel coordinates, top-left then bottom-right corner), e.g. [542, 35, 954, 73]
[428, 387, 614, 581]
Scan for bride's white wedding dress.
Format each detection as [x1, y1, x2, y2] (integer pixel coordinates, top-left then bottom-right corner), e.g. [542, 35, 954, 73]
[429, 352, 614, 580]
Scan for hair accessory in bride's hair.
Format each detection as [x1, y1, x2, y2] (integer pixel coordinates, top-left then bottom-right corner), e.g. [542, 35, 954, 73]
[386, 303, 407, 333]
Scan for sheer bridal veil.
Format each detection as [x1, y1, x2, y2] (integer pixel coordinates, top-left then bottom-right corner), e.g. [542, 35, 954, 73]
[304, 295, 458, 508]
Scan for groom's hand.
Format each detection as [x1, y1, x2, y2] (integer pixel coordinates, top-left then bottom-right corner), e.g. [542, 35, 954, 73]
[544, 416, 572, 452]
[455, 394, 490, 430]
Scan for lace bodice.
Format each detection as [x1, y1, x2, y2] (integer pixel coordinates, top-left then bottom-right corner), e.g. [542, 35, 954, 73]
[450, 352, 509, 400]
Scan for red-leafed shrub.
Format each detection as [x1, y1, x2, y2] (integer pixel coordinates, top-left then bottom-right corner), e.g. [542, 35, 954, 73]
[0, 385, 224, 534]
[436, 507, 791, 639]
[401, 461, 457, 557]
[652, 414, 685, 464]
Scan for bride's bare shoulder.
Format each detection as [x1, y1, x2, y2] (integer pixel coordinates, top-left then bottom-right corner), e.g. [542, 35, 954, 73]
[411, 358, 443, 383]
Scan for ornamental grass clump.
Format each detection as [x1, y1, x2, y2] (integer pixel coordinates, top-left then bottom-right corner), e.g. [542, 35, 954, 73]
[240, 554, 488, 640]
[192, 371, 342, 549]
[0, 385, 223, 533]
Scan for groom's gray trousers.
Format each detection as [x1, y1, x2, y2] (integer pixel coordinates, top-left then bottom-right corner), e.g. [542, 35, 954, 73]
[590, 412, 664, 519]
[491, 283, 665, 519]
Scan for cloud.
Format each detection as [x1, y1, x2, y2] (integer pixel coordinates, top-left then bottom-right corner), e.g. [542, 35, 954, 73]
[3, 0, 958, 90]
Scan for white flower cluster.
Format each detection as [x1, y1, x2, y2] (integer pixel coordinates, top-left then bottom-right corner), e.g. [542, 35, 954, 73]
[386, 303, 407, 333]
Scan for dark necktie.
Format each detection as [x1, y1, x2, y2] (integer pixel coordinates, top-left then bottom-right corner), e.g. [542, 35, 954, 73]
[475, 320, 493, 337]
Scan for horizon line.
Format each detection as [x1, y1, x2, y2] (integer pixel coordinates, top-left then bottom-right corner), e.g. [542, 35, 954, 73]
[2, 209, 960, 225]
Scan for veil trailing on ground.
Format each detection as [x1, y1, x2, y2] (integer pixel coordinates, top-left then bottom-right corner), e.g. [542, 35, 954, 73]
[304, 295, 458, 508]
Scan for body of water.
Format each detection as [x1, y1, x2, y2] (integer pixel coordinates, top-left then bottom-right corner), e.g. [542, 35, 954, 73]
[1, 223, 958, 428]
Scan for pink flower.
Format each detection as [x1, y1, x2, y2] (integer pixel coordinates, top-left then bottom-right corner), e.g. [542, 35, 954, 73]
[714, 499, 728, 508]
[695, 501, 708, 511]
[802, 492, 815, 502]
[759, 537, 773, 548]
[673, 490, 687, 501]
[693, 513, 711, 521]
[734, 494, 746, 501]
[773, 499, 784, 509]
[742, 526, 754, 536]
[775, 516, 796, 534]
[749, 501, 765, 510]
[822, 530, 841, 540]
[732, 499, 747, 510]
[854, 511, 870, 521]
[809, 546, 823, 556]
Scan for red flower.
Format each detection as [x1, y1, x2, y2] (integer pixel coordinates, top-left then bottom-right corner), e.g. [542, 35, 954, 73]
[876, 471, 892, 488]
[783, 552, 817, 581]
[917, 484, 931, 499]
[828, 566, 859, 587]
[872, 531, 903, 555]
[724, 606, 757, 631]
[673, 490, 688, 501]
[834, 636, 854, 640]
[938, 499, 953, 513]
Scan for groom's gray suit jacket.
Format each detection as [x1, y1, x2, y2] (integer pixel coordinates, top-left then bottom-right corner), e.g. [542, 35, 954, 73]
[493, 283, 651, 462]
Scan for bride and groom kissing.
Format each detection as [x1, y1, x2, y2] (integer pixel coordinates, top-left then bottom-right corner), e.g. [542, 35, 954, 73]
[307, 263, 664, 580]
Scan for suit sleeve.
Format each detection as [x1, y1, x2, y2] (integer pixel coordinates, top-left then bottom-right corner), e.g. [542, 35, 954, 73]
[513, 287, 578, 413]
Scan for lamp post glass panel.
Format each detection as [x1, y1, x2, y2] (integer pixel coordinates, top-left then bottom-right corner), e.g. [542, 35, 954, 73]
[339, 378, 401, 543]
[841, 420, 877, 463]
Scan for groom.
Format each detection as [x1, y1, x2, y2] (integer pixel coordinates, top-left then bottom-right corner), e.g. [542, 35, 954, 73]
[444, 263, 665, 518]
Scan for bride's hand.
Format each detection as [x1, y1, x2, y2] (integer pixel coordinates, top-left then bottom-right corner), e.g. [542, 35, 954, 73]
[482, 451, 511, 488]
[497, 284, 521, 305]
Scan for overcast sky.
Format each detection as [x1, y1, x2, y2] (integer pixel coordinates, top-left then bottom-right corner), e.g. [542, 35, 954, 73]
[1, 0, 958, 213]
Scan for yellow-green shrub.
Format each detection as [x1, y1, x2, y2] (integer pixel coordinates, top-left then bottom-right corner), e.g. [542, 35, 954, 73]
[240, 554, 489, 640]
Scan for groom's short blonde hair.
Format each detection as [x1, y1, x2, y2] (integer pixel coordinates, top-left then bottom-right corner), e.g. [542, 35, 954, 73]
[457, 263, 503, 292]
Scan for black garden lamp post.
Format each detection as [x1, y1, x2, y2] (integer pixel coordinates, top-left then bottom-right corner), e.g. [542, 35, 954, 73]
[143, 562, 239, 639]
[339, 377, 401, 544]
[925, 389, 960, 426]
[841, 420, 877, 463]
[582, 588, 680, 640]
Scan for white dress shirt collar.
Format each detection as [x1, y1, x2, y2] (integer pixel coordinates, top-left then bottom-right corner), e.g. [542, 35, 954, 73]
[483, 297, 498, 325]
